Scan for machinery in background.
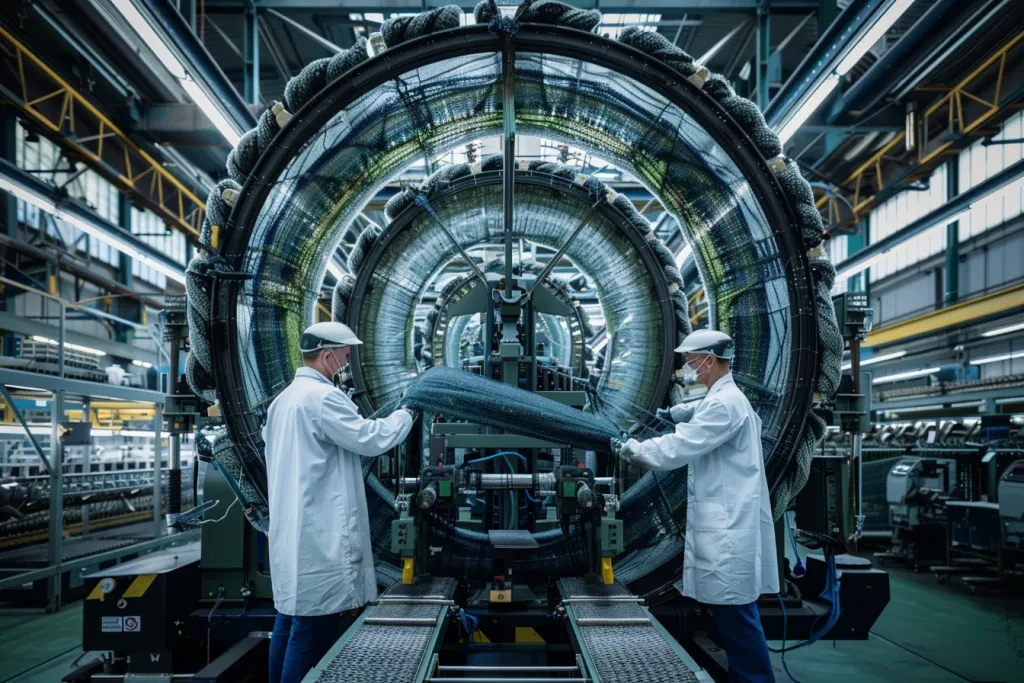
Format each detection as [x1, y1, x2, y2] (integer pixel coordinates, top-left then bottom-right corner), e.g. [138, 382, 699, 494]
[885, 456, 954, 568]
[1000, 460, 1024, 551]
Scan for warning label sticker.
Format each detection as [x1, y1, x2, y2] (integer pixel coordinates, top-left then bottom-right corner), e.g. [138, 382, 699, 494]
[101, 616, 122, 632]
[124, 616, 141, 632]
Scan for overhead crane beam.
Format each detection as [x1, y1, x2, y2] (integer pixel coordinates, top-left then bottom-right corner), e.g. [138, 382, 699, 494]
[0, 26, 205, 242]
[818, 28, 1024, 226]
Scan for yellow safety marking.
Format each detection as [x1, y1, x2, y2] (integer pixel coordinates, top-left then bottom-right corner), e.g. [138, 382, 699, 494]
[122, 574, 157, 598]
[515, 627, 545, 643]
[86, 582, 105, 600]
[472, 629, 491, 643]
[210, 225, 220, 250]
[48, 274, 57, 295]
[402, 557, 415, 585]
[601, 557, 614, 585]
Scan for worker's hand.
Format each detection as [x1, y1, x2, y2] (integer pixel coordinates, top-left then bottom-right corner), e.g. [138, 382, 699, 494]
[655, 407, 676, 424]
[399, 406, 420, 423]
[669, 403, 696, 424]
[617, 438, 642, 464]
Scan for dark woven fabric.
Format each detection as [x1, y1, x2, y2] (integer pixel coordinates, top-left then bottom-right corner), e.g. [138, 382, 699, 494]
[403, 367, 623, 452]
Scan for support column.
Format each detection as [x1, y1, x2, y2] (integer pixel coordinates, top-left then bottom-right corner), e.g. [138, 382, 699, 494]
[47, 389, 65, 613]
[179, 0, 197, 32]
[1, 111, 17, 330]
[756, 6, 771, 110]
[243, 2, 260, 107]
[81, 399, 90, 535]
[944, 159, 960, 307]
[115, 196, 136, 343]
[846, 217, 871, 299]
[167, 327, 182, 526]
[153, 403, 164, 538]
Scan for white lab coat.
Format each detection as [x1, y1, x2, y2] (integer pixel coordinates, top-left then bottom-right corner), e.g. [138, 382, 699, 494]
[625, 373, 779, 605]
[262, 367, 414, 616]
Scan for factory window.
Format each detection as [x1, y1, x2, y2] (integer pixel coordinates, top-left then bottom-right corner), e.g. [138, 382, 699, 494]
[130, 207, 186, 289]
[598, 14, 661, 40]
[14, 123, 119, 268]
[957, 111, 1024, 241]
[12, 122, 189, 290]
[868, 164, 948, 281]
[828, 234, 849, 295]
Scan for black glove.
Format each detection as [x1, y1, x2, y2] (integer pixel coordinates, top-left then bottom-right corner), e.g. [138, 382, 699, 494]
[656, 407, 676, 424]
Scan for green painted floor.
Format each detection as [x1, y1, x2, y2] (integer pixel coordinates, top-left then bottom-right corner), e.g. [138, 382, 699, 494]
[2, 569, 1023, 683]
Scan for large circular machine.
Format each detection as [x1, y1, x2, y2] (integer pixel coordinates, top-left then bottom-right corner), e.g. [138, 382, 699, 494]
[185, 2, 842, 594]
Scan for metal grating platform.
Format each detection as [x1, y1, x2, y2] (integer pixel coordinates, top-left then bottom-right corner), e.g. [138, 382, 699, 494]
[307, 577, 457, 683]
[558, 578, 701, 683]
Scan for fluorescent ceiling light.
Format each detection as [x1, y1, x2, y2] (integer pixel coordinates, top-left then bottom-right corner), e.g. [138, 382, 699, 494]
[31, 336, 106, 357]
[91, 429, 116, 437]
[835, 249, 888, 281]
[842, 349, 906, 370]
[970, 350, 1024, 366]
[119, 430, 171, 438]
[675, 244, 693, 268]
[873, 367, 940, 384]
[0, 176, 186, 285]
[982, 322, 1024, 338]
[836, 0, 917, 76]
[0, 177, 58, 214]
[778, 1, 917, 144]
[0, 425, 51, 435]
[110, 0, 186, 78]
[132, 359, 153, 369]
[777, 73, 840, 145]
[111, 1, 242, 147]
[178, 77, 242, 148]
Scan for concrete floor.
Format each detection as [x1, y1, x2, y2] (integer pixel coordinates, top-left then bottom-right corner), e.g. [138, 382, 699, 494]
[2, 568, 1023, 683]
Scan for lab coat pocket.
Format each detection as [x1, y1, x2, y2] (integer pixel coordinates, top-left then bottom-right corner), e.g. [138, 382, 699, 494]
[346, 514, 364, 566]
[692, 501, 728, 530]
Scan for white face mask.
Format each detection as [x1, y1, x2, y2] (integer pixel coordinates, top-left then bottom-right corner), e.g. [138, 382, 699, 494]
[682, 356, 711, 385]
[336, 363, 352, 385]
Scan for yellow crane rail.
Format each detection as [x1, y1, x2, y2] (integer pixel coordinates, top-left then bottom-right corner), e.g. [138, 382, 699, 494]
[0, 26, 205, 240]
[817, 29, 1024, 225]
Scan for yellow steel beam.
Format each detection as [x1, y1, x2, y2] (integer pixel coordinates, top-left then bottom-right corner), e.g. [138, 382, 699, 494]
[0, 26, 204, 240]
[817, 29, 1024, 223]
[919, 29, 1024, 166]
[864, 283, 1024, 347]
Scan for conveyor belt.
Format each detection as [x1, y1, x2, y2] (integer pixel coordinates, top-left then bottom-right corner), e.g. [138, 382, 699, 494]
[0, 522, 157, 566]
[558, 578, 705, 683]
[305, 577, 457, 683]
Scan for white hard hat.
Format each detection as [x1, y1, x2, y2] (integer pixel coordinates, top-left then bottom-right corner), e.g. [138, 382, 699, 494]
[299, 321, 363, 353]
[675, 329, 735, 360]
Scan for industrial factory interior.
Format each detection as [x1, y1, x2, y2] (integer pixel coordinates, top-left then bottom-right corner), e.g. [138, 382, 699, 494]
[1, 0, 1024, 681]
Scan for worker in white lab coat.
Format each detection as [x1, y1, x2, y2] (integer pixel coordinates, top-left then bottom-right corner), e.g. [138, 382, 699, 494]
[263, 322, 416, 683]
[619, 329, 778, 683]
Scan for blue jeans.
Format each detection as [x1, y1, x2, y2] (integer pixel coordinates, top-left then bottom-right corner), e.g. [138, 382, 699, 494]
[269, 612, 342, 683]
[711, 602, 775, 683]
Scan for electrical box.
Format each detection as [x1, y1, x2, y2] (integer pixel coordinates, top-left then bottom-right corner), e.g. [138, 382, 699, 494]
[83, 545, 200, 672]
[795, 455, 855, 547]
[832, 293, 873, 342]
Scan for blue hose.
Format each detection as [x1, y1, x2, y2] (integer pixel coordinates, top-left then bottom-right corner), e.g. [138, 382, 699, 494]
[786, 512, 806, 578]
[769, 548, 841, 656]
